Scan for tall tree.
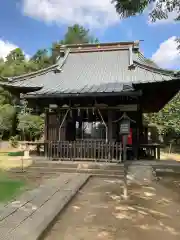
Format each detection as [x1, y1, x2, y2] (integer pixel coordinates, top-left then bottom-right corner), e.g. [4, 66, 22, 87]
[51, 24, 99, 63]
[30, 49, 51, 68]
[0, 104, 15, 139]
[6, 48, 25, 64]
[61, 24, 99, 45]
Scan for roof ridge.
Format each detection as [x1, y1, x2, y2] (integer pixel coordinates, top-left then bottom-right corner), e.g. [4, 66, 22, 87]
[68, 46, 130, 53]
[133, 60, 176, 76]
[60, 41, 139, 49]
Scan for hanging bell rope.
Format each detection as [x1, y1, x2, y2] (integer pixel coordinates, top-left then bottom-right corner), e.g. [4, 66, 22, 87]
[70, 109, 73, 118]
[86, 108, 89, 119]
[92, 107, 95, 115]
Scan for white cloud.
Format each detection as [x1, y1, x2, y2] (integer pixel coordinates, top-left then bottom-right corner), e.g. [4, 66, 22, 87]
[0, 39, 30, 60]
[151, 36, 180, 69]
[0, 39, 18, 59]
[21, 0, 119, 28]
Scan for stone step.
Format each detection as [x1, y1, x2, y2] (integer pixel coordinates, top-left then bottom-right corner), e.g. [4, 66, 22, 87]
[1, 174, 90, 240]
[31, 160, 124, 171]
[26, 166, 124, 177]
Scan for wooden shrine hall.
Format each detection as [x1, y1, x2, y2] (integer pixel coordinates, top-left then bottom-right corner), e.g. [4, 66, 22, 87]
[1, 41, 180, 161]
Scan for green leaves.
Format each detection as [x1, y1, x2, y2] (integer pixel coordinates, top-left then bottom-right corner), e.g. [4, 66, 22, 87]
[6, 48, 25, 64]
[62, 24, 98, 45]
[0, 104, 15, 135]
[113, 0, 180, 22]
[113, 0, 180, 50]
[113, 0, 150, 18]
[145, 93, 180, 136]
[17, 113, 44, 140]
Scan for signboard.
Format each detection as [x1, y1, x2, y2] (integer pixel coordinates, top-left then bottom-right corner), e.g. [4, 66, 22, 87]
[117, 104, 138, 111]
[120, 119, 130, 135]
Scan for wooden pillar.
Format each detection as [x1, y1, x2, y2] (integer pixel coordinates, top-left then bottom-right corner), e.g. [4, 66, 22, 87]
[139, 108, 143, 144]
[65, 110, 76, 141]
[44, 110, 48, 158]
[77, 117, 83, 139]
[108, 110, 113, 142]
[134, 105, 143, 160]
[44, 110, 48, 141]
[58, 110, 67, 141]
[132, 107, 142, 160]
[144, 127, 148, 144]
[132, 126, 138, 160]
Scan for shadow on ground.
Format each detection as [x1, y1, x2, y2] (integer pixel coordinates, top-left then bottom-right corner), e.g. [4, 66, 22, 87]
[43, 177, 180, 240]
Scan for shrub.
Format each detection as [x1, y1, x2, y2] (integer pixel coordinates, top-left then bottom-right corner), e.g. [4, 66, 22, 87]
[9, 135, 19, 148]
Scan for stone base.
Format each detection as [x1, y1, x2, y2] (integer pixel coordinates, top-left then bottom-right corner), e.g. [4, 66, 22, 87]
[23, 150, 30, 159]
[127, 165, 155, 184]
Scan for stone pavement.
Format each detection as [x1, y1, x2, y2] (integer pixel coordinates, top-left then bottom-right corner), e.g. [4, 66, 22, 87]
[0, 173, 90, 240]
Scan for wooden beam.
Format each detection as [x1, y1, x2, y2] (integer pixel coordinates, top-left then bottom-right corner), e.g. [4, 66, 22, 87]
[56, 104, 138, 111]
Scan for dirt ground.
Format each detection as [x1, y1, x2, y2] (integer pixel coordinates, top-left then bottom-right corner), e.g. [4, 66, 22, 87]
[43, 176, 180, 240]
[161, 152, 180, 161]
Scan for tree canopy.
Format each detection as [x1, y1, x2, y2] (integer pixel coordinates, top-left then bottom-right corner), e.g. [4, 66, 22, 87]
[61, 24, 99, 45]
[113, 0, 180, 22]
[113, 0, 180, 45]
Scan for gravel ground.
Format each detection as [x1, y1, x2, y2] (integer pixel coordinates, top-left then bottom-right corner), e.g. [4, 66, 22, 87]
[43, 176, 180, 240]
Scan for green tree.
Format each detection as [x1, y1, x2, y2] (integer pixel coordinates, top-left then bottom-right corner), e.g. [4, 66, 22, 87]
[144, 93, 180, 140]
[0, 87, 12, 105]
[30, 49, 51, 68]
[0, 104, 15, 138]
[17, 113, 44, 141]
[51, 24, 99, 63]
[61, 24, 99, 45]
[6, 48, 25, 64]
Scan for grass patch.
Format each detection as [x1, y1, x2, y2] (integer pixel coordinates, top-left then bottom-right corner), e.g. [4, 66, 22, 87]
[0, 172, 25, 202]
[0, 152, 8, 156]
[8, 151, 24, 157]
[0, 152, 32, 170]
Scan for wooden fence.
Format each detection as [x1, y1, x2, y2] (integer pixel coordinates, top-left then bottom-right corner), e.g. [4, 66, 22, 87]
[46, 140, 122, 162]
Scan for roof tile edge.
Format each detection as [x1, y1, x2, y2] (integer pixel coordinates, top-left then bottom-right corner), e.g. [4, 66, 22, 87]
[59, 41, 140, 53]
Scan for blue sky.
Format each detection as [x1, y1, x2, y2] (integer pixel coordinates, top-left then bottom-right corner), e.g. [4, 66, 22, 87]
[0, 0, 179, 69]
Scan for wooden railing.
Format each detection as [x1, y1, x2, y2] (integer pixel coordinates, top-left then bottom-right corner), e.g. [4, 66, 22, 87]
[46, 140, 122, 162]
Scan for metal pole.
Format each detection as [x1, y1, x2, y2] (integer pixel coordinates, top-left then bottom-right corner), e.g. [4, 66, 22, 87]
[21, 153, 24, 172]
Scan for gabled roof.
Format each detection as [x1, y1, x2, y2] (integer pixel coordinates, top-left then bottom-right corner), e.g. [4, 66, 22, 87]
[0, 41, 178, 98]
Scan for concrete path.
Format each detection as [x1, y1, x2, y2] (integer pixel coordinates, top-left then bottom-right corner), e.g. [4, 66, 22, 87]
[0, 173, 90, 240]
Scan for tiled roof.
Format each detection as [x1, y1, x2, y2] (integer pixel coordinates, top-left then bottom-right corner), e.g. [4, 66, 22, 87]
[0, 41, 178, 97]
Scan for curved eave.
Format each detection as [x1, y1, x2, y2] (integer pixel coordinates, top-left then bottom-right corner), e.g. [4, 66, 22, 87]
[133, 60, 175, 76]
[133, 51, 177, 75]
[0, 82, 42, 93]
[23, 90, 142, 99]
